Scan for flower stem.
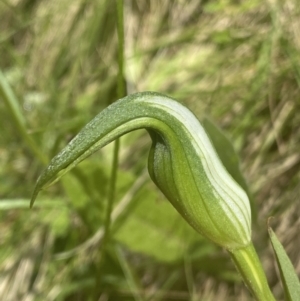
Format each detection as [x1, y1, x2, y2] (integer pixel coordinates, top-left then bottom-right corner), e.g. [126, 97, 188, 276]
[228, 243, 276, 301]
[102, 0, 125, 250]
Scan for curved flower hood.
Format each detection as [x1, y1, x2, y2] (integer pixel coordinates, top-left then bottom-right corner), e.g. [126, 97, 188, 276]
[31, 92, 251, 250]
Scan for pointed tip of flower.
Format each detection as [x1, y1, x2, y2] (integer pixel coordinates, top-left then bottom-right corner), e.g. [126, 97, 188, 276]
[30, 186, 39, 208]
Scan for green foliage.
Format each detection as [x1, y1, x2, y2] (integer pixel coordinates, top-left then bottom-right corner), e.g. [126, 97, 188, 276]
[0, 69, 48, 164]
[268, 226, 300, 301]
[114, 183, 204, 263]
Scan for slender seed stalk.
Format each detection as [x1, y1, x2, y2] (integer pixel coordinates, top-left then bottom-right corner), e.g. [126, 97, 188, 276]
[97, 3, 125, 297]
[103, 139, 120, 243]
[101, 0, 125, 251]
[228, 243, 276, 301]
[116, 0, 125, 99]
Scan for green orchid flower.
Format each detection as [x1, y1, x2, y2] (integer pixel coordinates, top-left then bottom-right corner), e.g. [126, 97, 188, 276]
[31, 91, 250, 249]
[31, 91, 275, 301]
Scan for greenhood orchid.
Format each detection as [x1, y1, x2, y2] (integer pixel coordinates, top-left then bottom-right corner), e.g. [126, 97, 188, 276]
[31, 91, 251, 250]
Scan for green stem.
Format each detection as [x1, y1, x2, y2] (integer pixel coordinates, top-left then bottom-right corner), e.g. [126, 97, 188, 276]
[228, 243, 276, 301]
[102, 0, 125, 249]
[102, 138, 120, 244]
[116, 0, 125, 98]
[96, 3, 125, 297]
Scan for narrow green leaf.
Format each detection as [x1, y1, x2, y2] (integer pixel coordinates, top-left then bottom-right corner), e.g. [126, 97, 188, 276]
[202, 117, 257, 221]
[268, 226, 300, 301]
[0, 68, 48, 164]
[0, 69, 26, 126]
[115, 245, 145, 301]
[0, 198, 64, 210]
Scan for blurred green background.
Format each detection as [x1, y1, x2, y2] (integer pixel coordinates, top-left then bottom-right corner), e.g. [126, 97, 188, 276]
[1, 0, 300, 300]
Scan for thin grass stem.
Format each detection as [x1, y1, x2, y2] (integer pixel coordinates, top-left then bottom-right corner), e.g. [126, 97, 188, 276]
[0, 70, 48, 165]
[101, 0, 125, 253]
[93, 3, 125, 294]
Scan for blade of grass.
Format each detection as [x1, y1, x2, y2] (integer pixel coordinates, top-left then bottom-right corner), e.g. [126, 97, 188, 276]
[184, 253, 196, 301]
[268, 223, 300, 301]
[115, 244, 145, 301]
[0, 198, 65, 210]
[148, 271, 180, 301]
[0, 69, 48, 165]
